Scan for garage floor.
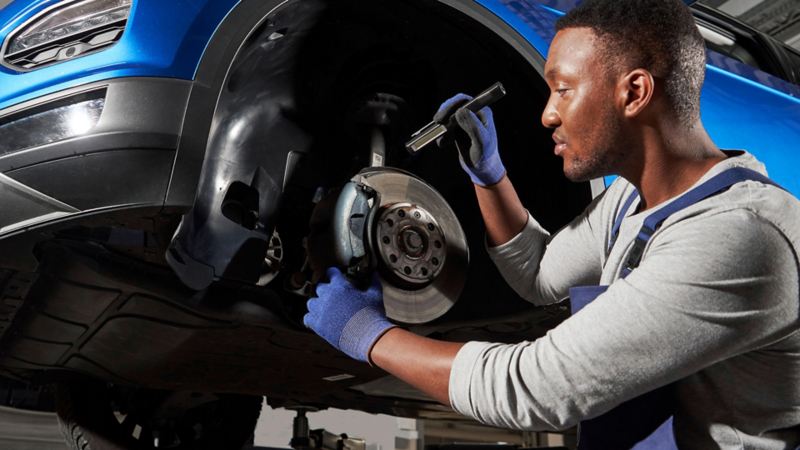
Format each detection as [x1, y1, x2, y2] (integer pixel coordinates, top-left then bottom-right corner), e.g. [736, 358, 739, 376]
[0, 401, 573, 449]
[0, 405, 64, 450]
[0, 402, 395, 450]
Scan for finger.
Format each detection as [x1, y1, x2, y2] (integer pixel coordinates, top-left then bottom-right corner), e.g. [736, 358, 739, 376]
[314, 278, 331, 297]
[453, 134, 473, 164]
[454, 109, 487, 144]
[473, 105, 494, 128]
[305, 297, 321, 314]
[433, 94, 472, 123]
[304, 297, 320, 329]
[326, 266, 344, 283]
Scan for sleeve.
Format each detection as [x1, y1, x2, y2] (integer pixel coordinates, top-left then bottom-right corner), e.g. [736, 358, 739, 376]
[487, 184, 622, 306]
[449, 209, 799, 431]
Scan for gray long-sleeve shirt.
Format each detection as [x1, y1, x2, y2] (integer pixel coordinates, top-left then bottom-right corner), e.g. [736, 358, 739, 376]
[448, 152, 800, 449]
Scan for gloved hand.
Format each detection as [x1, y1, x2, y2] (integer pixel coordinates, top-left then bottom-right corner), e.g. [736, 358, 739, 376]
[434, 94, 506, 187]
[304, 267, 395, 363]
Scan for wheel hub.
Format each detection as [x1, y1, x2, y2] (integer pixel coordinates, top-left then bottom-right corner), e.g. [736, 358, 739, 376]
[376, 203, 446, 285]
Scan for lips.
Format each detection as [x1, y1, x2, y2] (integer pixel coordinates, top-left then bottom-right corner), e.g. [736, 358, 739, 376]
[552, 134, 567, 156]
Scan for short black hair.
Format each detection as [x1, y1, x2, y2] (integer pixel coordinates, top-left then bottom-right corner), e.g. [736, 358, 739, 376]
[556, 0, 706, 125]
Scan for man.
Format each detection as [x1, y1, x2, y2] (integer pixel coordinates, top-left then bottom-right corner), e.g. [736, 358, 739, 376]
[303, 0, 800, 448]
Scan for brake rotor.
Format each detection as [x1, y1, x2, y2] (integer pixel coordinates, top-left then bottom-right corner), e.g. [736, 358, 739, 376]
[355, 167, 469, 324]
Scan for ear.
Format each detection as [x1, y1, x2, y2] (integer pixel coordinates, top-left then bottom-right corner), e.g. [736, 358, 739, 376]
[618, 69, 654, 119]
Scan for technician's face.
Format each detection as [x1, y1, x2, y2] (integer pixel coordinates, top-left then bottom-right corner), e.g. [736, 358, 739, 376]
[542, 27, 627, 182]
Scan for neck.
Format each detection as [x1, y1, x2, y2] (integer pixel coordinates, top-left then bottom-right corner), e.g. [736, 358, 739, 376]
[620, 119, 727, 211]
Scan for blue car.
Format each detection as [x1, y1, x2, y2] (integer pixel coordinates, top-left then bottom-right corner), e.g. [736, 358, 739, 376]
[0, 0, 798, 448]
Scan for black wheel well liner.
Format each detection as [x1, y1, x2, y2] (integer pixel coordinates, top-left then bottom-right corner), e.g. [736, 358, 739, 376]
[166, 0, 550, 208]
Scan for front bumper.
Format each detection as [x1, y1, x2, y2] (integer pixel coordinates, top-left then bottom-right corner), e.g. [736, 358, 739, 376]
[0, 77, 191, 237]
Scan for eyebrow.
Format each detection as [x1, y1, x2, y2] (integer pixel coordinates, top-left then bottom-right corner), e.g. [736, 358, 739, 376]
[545, 65, 560, 80]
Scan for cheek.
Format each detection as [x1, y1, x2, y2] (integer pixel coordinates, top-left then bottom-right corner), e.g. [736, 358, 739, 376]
[565, 104, 596, 146]
[577, 101, 616, 145]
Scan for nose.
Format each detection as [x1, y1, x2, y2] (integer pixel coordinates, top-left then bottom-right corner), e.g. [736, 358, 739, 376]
[541, 97, 561, 129]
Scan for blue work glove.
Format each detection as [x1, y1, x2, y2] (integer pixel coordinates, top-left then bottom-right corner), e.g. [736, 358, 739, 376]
[304, 267, 395, 363]
[434, 94, 506, 187]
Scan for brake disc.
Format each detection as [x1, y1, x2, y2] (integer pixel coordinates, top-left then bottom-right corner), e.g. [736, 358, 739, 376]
[354, 167, 469, 324]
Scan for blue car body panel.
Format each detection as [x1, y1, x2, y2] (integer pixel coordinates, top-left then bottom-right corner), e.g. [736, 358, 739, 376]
[701, 63, 800, 195]
[0, 0, 240, 109]
[0, 0, 797, 194]
[474, 0, 800, 195]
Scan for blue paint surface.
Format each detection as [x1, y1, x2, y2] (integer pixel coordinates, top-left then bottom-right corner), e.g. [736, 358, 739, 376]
[0, 0, 240, 110]
[473, 0, 800, 195]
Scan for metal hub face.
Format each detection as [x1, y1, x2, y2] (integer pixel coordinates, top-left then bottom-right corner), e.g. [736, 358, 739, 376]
[353, 167, 469, 324]
[376, 203, 446, 285]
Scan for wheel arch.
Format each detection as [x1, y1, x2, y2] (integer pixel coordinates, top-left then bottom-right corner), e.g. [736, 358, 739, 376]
[164, 0, 589, 290]
[166, 0, 550, 208]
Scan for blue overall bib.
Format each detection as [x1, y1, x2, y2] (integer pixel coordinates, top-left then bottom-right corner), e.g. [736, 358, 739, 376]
[570, 167, 784, 450]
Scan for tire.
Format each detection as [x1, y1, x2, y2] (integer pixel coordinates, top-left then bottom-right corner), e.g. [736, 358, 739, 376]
[56, 380, 262, 450]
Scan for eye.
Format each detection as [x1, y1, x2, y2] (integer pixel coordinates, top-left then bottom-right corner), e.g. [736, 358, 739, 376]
[555, 88, 570, 96]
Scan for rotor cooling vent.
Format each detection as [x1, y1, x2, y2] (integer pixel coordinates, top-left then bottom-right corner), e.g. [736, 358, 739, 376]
[2, 0, 131, 71]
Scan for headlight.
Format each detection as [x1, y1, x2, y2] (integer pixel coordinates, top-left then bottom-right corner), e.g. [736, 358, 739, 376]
[2, 0, 132, 70]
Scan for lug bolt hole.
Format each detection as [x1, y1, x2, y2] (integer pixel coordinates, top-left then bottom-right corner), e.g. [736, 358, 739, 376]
[390, 254, 398, 263]
[432, 257, 439, 266]
[404, 267, 412, 275]
[397, 210, 406, 218]
[427, 223, 435, 231]
[386, 219, 394, 227]
[382, 236, 391, 244]
[421, 268, 428, 276]
[434, 241, 442, 249]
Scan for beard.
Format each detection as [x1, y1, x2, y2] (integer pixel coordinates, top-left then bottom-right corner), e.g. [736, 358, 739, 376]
[562, 109, 627, 182]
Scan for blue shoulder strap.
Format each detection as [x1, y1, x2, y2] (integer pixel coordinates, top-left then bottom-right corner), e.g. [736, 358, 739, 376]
[612, 167, 784, 278]
[609, 190, 639, 253]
